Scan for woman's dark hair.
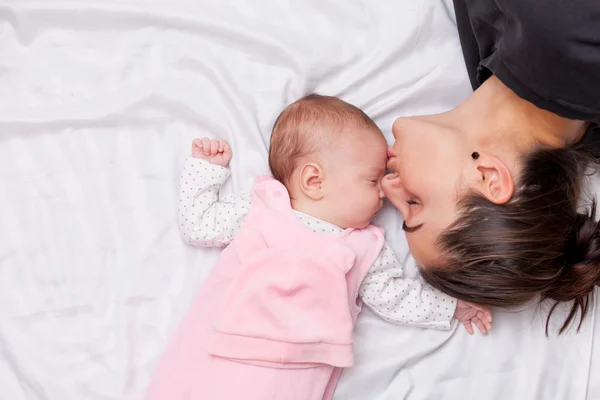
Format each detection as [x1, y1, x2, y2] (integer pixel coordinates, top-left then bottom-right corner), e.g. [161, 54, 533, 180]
[420, 145, 600, 334]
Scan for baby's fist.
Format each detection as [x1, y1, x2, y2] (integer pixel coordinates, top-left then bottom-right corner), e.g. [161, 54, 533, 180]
[191, 138, 232, 167]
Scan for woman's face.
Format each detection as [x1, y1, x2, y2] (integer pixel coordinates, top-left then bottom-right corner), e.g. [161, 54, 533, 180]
[383, 114, 470, 266]
[385, 75, 586, 268]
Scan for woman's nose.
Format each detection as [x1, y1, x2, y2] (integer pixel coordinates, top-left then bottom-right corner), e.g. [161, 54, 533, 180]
[381, 173, 409, 217]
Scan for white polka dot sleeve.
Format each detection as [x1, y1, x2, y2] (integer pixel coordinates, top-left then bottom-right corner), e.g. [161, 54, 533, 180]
[359, 241, 457, 330]
[178, 157, 251, 247]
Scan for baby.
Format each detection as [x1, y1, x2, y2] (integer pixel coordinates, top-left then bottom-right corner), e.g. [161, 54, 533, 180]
[146, 94, 492, 400]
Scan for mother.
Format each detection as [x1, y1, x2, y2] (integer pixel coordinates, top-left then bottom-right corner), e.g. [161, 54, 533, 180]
[382, 0, 600, 333]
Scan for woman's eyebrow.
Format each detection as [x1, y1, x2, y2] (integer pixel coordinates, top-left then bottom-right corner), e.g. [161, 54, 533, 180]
[402, 221, 423, 233]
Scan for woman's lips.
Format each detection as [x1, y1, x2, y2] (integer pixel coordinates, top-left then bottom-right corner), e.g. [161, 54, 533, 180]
[386, 152, 396, 168]
[387, 148, 397, 170]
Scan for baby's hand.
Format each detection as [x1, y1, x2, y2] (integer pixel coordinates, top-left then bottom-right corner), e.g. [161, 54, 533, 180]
[191, 138, 232, 167]
[454, 300, 492, 335]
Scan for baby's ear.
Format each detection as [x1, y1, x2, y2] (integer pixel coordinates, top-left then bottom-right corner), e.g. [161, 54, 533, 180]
[299, 162, 325, 200]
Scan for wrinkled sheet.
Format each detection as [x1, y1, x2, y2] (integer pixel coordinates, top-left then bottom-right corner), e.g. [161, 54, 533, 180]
[0, 0, 597, 399]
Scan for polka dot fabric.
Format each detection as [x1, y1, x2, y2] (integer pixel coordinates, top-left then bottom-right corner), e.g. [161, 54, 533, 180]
[179, 157, 456, 330]
[178, 158, 251, 247]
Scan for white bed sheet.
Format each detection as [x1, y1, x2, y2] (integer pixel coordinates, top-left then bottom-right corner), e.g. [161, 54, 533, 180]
[0, 0, 597, 399]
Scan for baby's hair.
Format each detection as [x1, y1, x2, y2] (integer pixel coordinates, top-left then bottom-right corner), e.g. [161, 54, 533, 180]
[268, 93, 381, 184]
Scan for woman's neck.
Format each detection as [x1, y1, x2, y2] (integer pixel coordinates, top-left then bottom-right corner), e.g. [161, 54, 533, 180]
[459, 76, 588, 151]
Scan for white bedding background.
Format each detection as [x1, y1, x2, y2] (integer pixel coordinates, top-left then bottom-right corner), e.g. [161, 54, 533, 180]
[0, 0, 598, 399]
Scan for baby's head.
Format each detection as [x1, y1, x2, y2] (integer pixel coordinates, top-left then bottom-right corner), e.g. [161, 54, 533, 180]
[269, 94, 388, 229]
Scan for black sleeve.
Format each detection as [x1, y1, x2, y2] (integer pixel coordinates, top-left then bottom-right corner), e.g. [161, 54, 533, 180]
[452, 0, 480, 91]
[453, 0, 600, 124]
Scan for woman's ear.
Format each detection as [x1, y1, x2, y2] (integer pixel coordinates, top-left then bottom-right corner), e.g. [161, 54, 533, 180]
[474, 154, 514, 204]
[299, 162, 325, 200]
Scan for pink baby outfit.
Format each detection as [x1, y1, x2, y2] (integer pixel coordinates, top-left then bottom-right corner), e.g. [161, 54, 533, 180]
[146, 177, 384, 400]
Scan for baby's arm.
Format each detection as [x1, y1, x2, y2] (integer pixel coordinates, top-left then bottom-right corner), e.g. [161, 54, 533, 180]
[359, 241, 492, 334]
[178, 138, 251, 247]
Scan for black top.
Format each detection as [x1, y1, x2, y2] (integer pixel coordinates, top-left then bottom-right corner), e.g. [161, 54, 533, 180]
[453, 0, 600, 125]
